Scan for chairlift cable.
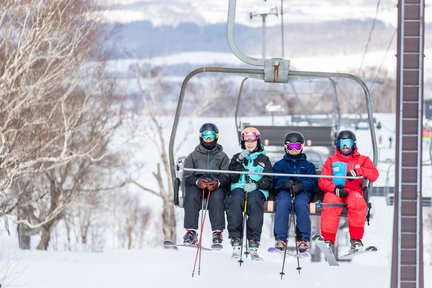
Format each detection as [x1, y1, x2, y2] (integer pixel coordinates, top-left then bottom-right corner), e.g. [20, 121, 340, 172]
[357, 0, 382, 77]
[369, 28, 397, 94]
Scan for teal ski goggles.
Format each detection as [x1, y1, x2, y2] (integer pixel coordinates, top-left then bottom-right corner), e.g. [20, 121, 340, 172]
[199, 130, 218, 140]
[337, 138, 354, 149]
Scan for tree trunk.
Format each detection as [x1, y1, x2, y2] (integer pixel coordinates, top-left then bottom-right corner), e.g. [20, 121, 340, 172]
[37, 226, 52, 250]
[18, 223, 31, 250]
[162, 200, 176, 242]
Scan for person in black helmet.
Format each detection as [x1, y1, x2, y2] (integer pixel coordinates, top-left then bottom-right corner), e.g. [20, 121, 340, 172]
[272, 131, 317, 253]
[182, 123, 230, 246]
[319, 130, 379, 256]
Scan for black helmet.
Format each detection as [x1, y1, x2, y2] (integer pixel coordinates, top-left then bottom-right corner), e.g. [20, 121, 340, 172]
[336, 130, 356, 155]
[284, 131, 305, 144]
[284, 131, 305, 154]
[199, 123, 219, 150]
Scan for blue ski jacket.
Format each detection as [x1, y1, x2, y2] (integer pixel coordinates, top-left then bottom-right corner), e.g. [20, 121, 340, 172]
[272, 153, 317, 194]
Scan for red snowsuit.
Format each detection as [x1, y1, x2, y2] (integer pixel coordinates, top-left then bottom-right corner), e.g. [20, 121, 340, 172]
[318, 148, 379, 243]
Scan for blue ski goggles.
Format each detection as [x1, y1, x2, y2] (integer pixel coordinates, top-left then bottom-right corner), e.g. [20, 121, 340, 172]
[199, 130, 218, 140]
[337, 138, 354, 149]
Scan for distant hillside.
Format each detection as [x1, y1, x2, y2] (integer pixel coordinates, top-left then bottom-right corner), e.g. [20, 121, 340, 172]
[106, 19, 406, 59]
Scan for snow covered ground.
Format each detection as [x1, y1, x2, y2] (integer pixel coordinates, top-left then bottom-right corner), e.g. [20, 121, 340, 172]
[0, 113, 431, 287]
[2, 197, 431, 288]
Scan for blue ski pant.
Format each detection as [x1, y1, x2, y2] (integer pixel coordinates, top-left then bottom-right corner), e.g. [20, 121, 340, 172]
[274, 190, 312, 242]
[225, 188, 265, 242]
[183, 184, 225, 231]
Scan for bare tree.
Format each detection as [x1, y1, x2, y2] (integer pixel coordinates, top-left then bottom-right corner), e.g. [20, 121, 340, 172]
[0, 0, 125, 249]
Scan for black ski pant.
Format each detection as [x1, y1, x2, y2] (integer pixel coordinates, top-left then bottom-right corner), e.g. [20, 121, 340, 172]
[225, 188, 265, 242]
[183, 184, 225, 231]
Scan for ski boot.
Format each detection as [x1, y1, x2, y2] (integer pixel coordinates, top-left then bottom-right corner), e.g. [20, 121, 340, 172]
[275, 239, 287, 251]
[230, 238, 242, 259]
[249, 240, 263, 261]
[183, 230, 198, 245]
[297, 240, 310, 253]
[211, 230, 223, 249]
[349, 238, 364, 253]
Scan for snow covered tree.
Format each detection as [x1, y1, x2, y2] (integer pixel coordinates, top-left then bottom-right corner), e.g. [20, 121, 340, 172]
[0, 0, 125, 249]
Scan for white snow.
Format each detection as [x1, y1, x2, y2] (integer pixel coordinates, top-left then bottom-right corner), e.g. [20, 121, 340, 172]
[1, 113, 431, 287]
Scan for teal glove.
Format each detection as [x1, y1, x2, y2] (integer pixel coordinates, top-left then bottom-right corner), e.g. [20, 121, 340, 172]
[244, 183, 257, 192]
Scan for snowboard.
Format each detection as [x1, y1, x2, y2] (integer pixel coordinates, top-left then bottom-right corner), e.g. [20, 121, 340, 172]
[312, 234, 339, 266]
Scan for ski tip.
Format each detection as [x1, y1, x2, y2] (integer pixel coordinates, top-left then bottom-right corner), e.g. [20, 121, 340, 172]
[366, 246, 378, 251]
[163, 240, 174, 245]
[312, 234, 323, 241]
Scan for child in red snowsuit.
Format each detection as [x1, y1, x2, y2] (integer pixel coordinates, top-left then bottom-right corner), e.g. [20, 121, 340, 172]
[318, 130, 379, 253]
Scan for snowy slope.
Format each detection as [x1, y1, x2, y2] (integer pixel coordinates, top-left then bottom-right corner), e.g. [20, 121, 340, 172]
[1, 113, 431, 287]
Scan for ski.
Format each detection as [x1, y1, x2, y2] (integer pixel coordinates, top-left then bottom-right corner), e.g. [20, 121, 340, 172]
[338, 246, 377, 260]
[267, 247, 310, 258]
[163, 240, 212, 251]
[250, 251, 263, 261]
[231, 247, 241, 259]
[312, 234, 339, 266]
[211, 243, 223, 250]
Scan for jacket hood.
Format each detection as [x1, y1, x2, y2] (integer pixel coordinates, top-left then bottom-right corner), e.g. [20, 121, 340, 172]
[282, 152, 307, 162]
[334, 147, 360, 159]
[194, 143, 224, 155]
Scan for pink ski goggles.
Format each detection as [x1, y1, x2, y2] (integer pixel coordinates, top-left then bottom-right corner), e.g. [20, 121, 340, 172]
[241, 132, 260, 141]
[285, 143, 303, 151]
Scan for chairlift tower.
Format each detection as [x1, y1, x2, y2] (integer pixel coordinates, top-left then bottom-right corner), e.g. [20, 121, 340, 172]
[392, 1, 425, 288]
[249, 7, 278, 59]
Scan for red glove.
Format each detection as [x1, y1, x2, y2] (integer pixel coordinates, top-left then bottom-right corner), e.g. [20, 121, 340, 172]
[196, 178, 209, 190]
[206, 180, 220, 191]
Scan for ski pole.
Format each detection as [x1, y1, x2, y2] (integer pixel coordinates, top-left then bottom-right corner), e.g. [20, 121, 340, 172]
[192, 189, 211, 277]
[291, 192, 302, 275]
[280, 192, 292, 279]
[238, 191, 248, 266]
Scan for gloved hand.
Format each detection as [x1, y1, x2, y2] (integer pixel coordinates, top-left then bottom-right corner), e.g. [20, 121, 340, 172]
[237, 149, 250, 162]
[292, 183, 304, 194]
[244, 183, 257, 192]
[206, 180, 220, 191]
[334, 185, 348, 198]
[347, 168, 362, 181]
[282, 179, 294, 191]
[196, 178, 209, 190]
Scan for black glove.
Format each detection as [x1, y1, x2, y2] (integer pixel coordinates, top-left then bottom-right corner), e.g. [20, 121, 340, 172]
[282, 180, 294, 191]
[292, 183, 304, 194]
[334, 185, 348, 198]
[196, 178, 209, 190]
[347, 169, 357, 181]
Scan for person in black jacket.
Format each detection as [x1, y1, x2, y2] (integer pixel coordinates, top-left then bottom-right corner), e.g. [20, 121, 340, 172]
[182, 123, 230, 246]
[225, 127, 273, 259]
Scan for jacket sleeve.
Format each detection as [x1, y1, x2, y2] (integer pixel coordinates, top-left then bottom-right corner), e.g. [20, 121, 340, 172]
[272, 161, 292, 191]
[184, 153, 199, 186]
[216, 153, 230, 188]
[255, 156, 273, 190]
[228, 153, 243, 183]
[299, 162, 317, 193]
[358, 156, 379, 182]
[318, 157, 337, 194]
